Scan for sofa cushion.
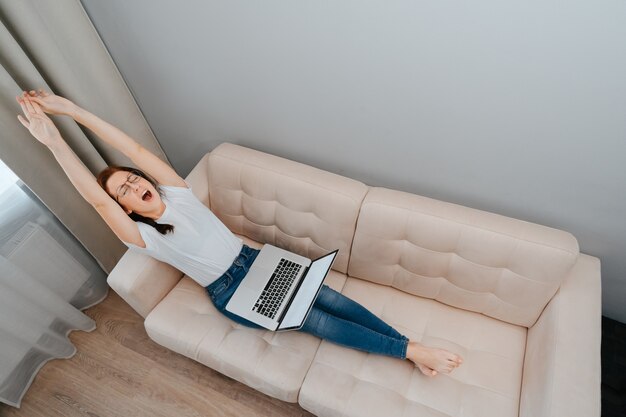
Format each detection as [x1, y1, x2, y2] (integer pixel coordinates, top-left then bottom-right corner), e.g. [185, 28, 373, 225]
[348, 187, 580, 327]
[299, 278, 527, 417]
[207, 143, 368, 274]
[143, 236, 348, 403]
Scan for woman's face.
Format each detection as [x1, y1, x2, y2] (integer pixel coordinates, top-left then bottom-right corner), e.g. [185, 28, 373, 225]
[106, 170, 162, 215]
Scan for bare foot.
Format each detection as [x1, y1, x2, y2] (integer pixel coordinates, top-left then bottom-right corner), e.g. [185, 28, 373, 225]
[416, 363, 438, 377]
[406, 341, 463, 374]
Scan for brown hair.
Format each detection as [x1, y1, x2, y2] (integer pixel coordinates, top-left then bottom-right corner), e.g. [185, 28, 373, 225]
[96, 165, 174, 235]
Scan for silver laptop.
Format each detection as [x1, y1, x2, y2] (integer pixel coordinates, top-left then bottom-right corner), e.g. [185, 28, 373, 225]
[225, 244, 338, 331]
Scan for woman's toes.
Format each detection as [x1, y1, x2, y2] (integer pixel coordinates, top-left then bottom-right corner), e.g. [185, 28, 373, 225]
[416, 363, 437, 377]
[446, 353, 463, 367]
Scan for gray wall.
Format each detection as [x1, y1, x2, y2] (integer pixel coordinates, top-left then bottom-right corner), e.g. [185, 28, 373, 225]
[80, 0, 626, 322]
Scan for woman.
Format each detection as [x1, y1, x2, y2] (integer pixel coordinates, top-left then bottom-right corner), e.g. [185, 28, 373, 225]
[16, 89, 463, 377]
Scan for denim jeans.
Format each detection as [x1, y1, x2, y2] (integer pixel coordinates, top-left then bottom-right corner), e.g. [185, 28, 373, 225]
[205, 244, 409, 359]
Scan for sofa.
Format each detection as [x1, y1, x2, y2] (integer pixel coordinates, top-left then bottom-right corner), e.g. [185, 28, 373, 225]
[107, 143, 601, 417]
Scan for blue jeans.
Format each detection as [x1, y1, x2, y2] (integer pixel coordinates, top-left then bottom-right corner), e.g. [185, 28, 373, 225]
[205, 244, 409, 359]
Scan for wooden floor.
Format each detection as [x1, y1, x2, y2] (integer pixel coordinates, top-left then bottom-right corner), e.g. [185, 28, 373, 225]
[0, 290, 315, 417]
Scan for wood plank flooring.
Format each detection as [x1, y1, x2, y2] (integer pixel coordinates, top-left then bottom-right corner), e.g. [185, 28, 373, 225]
[0, 290, 315, 417]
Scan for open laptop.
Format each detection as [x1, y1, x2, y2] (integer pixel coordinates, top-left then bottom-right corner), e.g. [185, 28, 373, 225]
[225, 244, 338, 331]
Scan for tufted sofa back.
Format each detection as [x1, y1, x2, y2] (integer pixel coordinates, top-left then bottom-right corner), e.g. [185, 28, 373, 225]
[348, 188, 580, 327]
[207, 143, 368, 274]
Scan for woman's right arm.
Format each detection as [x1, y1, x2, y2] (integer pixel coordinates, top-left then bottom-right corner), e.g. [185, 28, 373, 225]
[26, 89, 187, 188]
[48, 139, 145, 247]
[16, 93, 144, 247]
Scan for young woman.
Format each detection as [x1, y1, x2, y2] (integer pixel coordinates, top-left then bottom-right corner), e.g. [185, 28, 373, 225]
[16, 89, 463, 377]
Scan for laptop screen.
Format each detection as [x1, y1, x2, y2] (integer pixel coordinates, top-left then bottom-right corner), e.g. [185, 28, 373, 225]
[279, 250, 338, 329]
[305, 251, 336, 282]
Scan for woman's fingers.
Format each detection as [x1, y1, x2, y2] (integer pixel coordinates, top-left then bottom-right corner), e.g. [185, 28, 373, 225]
[24, 89, 46, 98]
[22, 95, 39, 113]
[29, 96, 46, 108]
[29, 88, 49, 97]
[17, 114, 30, 129]
[22, 89, 50, 107]
[28, 98, 45, 115]
[23, 95, 37, 114]
[28, 95, 42, 103]
[22, 88, 50, 101]
[17, 91, 48, 118]
[16, 96, 32, 120]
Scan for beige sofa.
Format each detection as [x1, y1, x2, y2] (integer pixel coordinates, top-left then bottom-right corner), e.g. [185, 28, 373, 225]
[107, 143, 601, 417]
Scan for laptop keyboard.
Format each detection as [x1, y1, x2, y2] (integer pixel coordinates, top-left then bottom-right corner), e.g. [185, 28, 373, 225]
[253, 258, 302, 319]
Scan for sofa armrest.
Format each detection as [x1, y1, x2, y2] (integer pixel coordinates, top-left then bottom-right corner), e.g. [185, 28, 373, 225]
[520, 254, 601, 417]
[185, 152, 211, 208]
[107, 250, 184, 318]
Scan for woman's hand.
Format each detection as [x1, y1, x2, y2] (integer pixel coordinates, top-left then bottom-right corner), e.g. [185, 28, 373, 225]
[16, 94, 63, 148]
[22, 89, 76, 117]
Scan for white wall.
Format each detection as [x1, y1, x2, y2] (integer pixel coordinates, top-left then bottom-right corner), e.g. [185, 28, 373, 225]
[80, 0, 626, 322]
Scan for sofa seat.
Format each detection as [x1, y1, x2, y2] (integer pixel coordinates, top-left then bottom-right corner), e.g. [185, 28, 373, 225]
[143, 236, 347, 403]
[299, 277, 527, 417]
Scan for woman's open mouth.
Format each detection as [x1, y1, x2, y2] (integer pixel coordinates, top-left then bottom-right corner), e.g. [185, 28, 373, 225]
[142, 190, 152, 201]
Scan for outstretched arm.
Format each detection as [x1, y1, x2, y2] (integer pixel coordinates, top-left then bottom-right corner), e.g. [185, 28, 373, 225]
[16, 92, 144, 246]
[25, 89, 187, 188]
[16, 93, 111, 207]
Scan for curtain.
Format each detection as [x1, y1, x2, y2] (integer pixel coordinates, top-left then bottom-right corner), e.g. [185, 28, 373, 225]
[0, 167, 107, 407]
[0, 0, 172, 407]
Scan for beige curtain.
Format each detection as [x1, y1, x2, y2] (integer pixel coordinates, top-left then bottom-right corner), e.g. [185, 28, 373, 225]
[0, 0, 172, 408]
[0, 0, 171, 274]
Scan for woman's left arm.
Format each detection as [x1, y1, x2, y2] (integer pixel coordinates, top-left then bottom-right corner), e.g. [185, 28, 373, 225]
[26, 89, 187, 187]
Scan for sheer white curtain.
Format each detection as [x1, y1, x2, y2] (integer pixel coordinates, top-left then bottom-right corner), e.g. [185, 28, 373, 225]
[0, 259, 97, 406]
[0, 160, 108, 407]
[0, 0, 173, 408]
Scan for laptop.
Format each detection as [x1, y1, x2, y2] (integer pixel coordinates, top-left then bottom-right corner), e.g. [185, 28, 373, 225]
[225, 244, 339, 331]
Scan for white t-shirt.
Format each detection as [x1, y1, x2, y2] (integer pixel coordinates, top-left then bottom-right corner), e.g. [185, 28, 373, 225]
[122, 180, 243, 287]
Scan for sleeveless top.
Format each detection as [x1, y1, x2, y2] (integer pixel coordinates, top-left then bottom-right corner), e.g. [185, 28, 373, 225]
[122, 180, 243, 287]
